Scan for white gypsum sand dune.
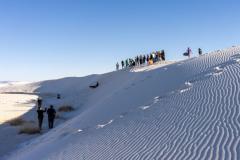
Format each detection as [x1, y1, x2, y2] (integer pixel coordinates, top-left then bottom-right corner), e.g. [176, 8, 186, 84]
[2, 46, 240, 160]
[0, 94, 37, 124]
[0, 92, 38, 157]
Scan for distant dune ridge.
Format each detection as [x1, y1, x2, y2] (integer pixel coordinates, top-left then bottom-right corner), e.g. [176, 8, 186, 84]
[1, 46, 240, 160]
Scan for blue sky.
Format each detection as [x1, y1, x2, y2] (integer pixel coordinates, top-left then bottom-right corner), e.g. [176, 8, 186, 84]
[0, 0, 239, 81]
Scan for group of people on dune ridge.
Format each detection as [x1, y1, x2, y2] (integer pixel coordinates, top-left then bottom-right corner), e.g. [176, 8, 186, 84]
[116, 48, 203, 70]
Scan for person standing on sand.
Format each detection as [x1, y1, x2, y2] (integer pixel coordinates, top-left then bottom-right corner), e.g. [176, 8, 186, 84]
[187, 47, 192, 58]
[37, 106, 46, 130]
[143, 55, 146, 64]
[162, 50, 166, 61]
[47, 105, 56, 129]
[121, 60, 124, 69]
[116, 62, 119, 71]
[198, 48, 203, 56]
[37, 97, 42, 107]
[146, 55, 149, 64]
[125, 59, 129, 68]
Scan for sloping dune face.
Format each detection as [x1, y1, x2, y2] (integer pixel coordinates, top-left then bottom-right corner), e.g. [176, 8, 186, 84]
[5, 46, 240, 160]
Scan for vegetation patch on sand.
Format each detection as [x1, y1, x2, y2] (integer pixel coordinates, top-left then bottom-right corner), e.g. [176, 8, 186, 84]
[58, 105, 74, 112]
[7, 117, 26, 126]
[19, 122, 40, 135]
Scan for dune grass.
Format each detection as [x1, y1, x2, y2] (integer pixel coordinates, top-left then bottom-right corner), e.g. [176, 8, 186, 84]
[19, 123, 40, 134]
[7, 117, 26, 126]
[58, 105, 74, 112]
[7, 117, 40, 134]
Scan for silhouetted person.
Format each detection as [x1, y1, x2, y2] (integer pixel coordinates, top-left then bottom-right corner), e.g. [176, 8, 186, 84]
[198, 48, 203, 56]
[140, 55, 143, 65]
[37, 107, 46, 130]
[143, 55, 146, 64]
[150, 54, 153, 61]
[136, 56, 139, 66]
[116, 62, 119, 70]
[125, 59, 129, 68]
[121, 60, 124, 69]
[161, 50, 166, 61]
[47, 105, 56, 129]
[37, 98, 42, 108]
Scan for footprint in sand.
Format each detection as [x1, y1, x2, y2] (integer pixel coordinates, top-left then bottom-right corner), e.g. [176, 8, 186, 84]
[205, 66, 224, 77]
[96, 119, 114, 129]
[185, 81, 192, 87]
[177, 62, 184, 66]
[153, 96, 160, 104]
[233, 58, 240, 63]
[139, 105, 151, 110]
[231, 54, 240, 63]
[231, 54, 240, 59]
[179, 88, 191, 93]
[120, 112, 128, 117]
[119, 115, 124, 118]
[179, 81, 192, 93]
[213, 66, 224, 76]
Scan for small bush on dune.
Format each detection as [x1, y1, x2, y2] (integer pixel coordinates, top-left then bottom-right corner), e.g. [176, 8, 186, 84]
[55, 113, 66, 120]
[58, 105, 74, 112]
[19, 123, 40, 135]
[7, 117, 40, 134]
[7, 117, 26, 126]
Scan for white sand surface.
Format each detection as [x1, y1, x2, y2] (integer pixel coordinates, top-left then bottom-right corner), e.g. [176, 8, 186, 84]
[0, 94, 37, 124]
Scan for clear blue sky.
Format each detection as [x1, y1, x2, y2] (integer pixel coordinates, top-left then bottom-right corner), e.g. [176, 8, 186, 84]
[0, 0, 239, 81]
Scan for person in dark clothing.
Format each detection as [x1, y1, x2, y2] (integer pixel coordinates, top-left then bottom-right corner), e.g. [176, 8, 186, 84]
[198, 48, 202, 56]
[121, 60, 124, 69]
[125, 59, 129, 68]
[37, 107, 46, 130]
[157, 51, 161, 61]
[161, 50, 166, 61]
[150, 54, 153, 61]
[140, 55, 143, 65]
[143, 55, 146, 64]
[135, 57, 137, 65]
[47, 105, 56, 129]
[136, 56, 139, 66]
[37, 98, 42, 108]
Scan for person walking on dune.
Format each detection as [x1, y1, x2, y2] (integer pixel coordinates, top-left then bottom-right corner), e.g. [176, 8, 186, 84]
[37, 106, 46, 130]
[47, 105, 56, 129]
